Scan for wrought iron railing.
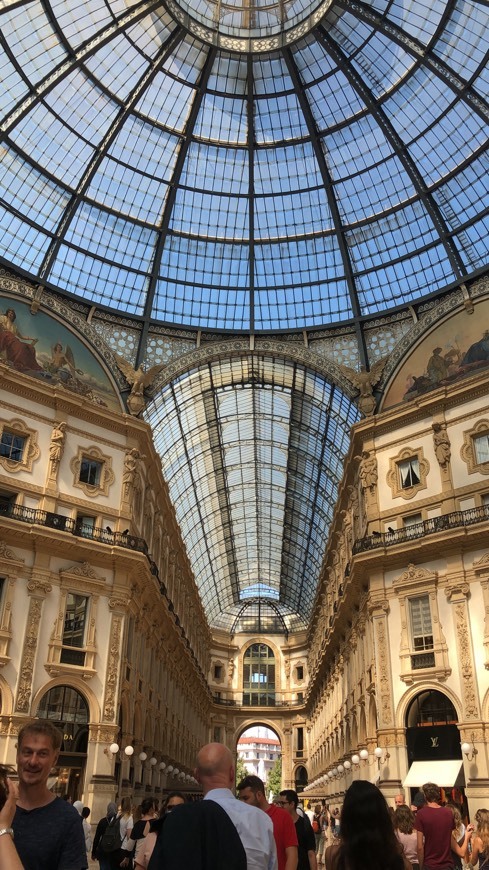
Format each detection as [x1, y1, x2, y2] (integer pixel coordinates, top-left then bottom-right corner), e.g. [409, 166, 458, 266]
[353, 504, 489, 553]
[0, 500, 147, 553]
[212, 693, 304, 708]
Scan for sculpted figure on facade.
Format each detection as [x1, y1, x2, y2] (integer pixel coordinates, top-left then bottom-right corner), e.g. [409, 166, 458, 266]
[49, 421, 66, 470]
[123, 447, 144, 496]
[357, 450, 378, 492]
[432, 421, 451, 467]
[337, 358, 387, 417]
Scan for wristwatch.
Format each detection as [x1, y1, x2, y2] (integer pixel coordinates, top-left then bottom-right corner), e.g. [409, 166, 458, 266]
[0, 828, 14, 838]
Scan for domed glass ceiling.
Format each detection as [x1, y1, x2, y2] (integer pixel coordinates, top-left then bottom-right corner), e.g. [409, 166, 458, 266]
[0, 0, 487, 333]
[0, 0, 488, 634]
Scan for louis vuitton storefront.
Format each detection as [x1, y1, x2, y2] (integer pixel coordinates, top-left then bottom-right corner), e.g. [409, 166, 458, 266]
[403, 690, 466, 808]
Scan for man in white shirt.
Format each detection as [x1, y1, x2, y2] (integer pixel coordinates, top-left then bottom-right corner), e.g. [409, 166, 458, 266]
[196, 742, 278, 870]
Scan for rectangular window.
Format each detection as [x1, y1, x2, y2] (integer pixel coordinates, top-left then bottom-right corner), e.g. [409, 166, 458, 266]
[75, 515, 95, 538]
[214, 664, 222, 680]
[0, 431, 25, 462]
[403, 513, 423, 539]
[474, 434, 489, 464]
[409, 595, 435, 669]
[296, 665, 304, 680]
[398, 458, 420, 488]
[79, 457, 102, 486]
[60, 593, 88, 666]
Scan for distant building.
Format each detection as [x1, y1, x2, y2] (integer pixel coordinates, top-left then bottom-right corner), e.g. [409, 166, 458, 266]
[238, 735, 281, 781]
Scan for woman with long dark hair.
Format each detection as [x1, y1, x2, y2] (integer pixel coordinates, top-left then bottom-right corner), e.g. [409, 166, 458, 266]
[324, 781, 411, 870]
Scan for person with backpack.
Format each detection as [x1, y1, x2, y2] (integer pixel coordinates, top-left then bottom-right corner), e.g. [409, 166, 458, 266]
[92, 802, 119, 870]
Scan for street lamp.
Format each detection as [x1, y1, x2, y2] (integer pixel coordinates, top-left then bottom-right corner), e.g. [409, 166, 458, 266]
[106, 743, 134, 798]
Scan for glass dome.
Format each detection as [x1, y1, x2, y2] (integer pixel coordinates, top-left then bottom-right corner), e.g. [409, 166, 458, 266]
[0, 0, 487, 333]
[0, 0, 487, 632]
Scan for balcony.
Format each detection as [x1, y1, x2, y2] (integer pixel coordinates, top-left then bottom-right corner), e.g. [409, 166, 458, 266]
[212, 693, 305, 708]
[0, 500, 147, 553]
[353, 504, 489, 554]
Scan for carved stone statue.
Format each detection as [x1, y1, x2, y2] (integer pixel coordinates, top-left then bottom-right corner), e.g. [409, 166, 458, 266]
[432, 422, 451, 467]
[49, 421, 66, 467]
[357, 450, 378, 492]
[337, 357, 388, 417]
[115, 354, 166, 416]
[123, 447, 144, 495]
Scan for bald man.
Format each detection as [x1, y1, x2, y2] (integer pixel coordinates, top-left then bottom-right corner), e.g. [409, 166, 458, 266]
[196, 742, 278, 870]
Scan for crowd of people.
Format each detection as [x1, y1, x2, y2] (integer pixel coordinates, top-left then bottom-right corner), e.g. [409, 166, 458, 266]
[1, 719, 487, 870]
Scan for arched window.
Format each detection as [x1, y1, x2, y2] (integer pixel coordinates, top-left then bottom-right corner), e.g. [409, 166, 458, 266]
[405, 690, 461, 765]
[406, 690, 457, 727]
[37, 685, 89, 753]
[243, 644, 276, 706]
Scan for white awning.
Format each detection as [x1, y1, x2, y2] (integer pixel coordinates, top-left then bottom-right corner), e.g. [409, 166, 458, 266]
[403, 760, 464, 788]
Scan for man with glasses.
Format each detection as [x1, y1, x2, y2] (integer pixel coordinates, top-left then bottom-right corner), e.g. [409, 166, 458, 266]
[279, 790, 317, 870]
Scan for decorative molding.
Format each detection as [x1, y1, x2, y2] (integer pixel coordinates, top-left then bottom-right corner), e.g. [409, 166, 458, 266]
[27, 579, 52, 596]
[0, 540, 21, 562]
[451, 600, 480, 719]
[461, 419, 489, 475]
[393, 565, 450, 685]
[104, 615, 122, 722]
[62, 562, 102, 580]
[108, 595, 129, 611]
[15, 597, 44, 712]
[372, 609, 394, 727]
[70, 444, 115, 498]
[0, 416, 40, 474]
[387, 446, 429, 500]
[479, 579, 489, 670]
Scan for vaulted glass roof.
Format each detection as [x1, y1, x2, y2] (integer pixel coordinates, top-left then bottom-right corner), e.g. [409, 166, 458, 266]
[147, 356, 359, 631]
[0, 0, 487, 633]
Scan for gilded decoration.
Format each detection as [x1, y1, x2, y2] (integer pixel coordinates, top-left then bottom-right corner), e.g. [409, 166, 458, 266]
[0, 416, 40, 474]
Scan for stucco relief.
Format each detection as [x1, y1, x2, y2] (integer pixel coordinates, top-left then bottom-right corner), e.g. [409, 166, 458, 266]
[451, 600, 480, 720]
[103, 615, 122, 723]
[16, 597, 43, 712]
[373, 616, 394, 727]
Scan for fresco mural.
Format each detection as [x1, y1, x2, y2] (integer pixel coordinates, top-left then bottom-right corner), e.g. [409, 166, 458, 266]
[0, 295, 121, 413]
[383, 299, 489, 410]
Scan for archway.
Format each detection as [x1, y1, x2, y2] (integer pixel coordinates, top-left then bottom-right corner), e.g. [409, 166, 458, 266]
[236, 724, 282, 797]
[403, 689, 465, 807]
[294, 764, 308, 793]
[36, 684, 89, 801]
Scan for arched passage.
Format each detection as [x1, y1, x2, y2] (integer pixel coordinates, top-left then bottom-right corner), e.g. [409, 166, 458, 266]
[403, 689, 465, 805]
[35, 684, 89, 802]
[236, 724, 282, 796]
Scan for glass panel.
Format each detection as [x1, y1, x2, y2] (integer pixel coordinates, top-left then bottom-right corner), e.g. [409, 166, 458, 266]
[62, 593, 88, 649]
[79, 458, 102, 486]
[474, 434, 489, 464]
[0, 431, 25, 462]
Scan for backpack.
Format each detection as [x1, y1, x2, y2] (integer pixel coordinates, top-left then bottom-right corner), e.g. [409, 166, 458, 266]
[312, 815, 320, 833]
[99, 814, 122, 853]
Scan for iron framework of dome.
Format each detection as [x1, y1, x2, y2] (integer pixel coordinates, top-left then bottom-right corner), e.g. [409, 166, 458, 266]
[0, 0, 488, 631]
